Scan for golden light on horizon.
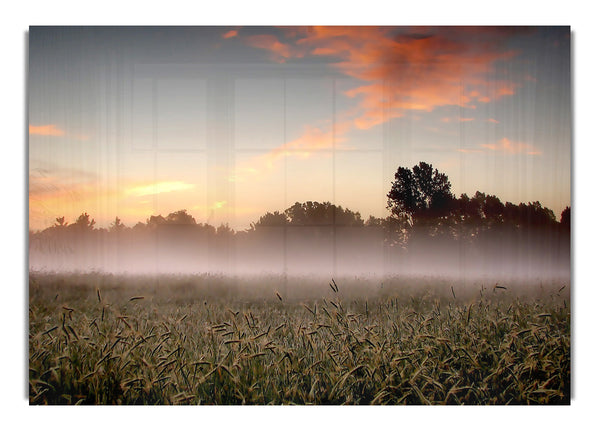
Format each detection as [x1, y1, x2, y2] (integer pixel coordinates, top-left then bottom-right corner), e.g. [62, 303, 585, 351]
[125, 181, 196, 197]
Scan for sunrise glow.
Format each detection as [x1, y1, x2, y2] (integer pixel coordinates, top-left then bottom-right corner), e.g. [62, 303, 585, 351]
[29, 26, 571, 231]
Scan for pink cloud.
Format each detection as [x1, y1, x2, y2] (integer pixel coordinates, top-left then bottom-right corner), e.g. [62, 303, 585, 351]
[480, 137, 542, 155]
[244, 27, 520, 130]
[241, 27, 526, 171]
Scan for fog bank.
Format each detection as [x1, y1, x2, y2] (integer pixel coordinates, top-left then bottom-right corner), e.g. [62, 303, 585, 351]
[29, 224, 570, 281]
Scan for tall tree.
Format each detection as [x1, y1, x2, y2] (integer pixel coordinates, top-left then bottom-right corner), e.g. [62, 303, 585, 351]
[387, 162, 454, 225]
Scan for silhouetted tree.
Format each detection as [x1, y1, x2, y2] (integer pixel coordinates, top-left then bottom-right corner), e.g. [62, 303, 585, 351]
[482, 194, 504, 224]
[146, 215, 167, 228]
[284, 201, 363, 227]
[253, 211, 288, 228]
[72, 212, 96, 230]
[109, 217, 126, 232]
[132, 222, 146, 231]
[560, 206, 571, 228]
[166, 209, 196, 225]
[216, 223, 235, 237]
[387, 162, 454, 226]
[54, 216, 68, 228]
[513, 201, 556, 228]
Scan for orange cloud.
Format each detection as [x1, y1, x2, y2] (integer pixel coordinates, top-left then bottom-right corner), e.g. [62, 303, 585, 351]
[263, 122, 349, 167]
[480, 138, 542, 155]
[245, 34, 304, 63]
[222, 29, 238, 39]
[487, 118, 500, 124]
[29, 166, 100, 202]
[458, 138, 541, 156]
[245, 27, 520, 129]
[29, 124, 65, 136]
[241, 28, 526, 176]
[29, 175, 92, 202]
[229, 121, 353, 183]
[440, 116, 474, 123]
[305, 28, 517, 123]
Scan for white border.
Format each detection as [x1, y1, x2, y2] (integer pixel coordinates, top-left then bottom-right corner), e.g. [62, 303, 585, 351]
[3, 1, 596, 429]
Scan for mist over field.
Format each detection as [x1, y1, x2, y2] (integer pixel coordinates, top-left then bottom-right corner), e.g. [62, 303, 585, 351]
[30, 161, 571, 293]
[29, 220, 570, 284]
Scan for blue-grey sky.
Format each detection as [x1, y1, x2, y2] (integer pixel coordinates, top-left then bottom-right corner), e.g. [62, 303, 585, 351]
[29, 26, 571, 230]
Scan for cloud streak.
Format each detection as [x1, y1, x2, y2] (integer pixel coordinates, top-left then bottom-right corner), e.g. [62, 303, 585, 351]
[29, 124, 65, 136]
[229, 120, 353, 183]
[125, 181, 195, 197]
[458, 138, 541, 156]
[222, 29, 238, 39]
[481, 138, 542, 155]
[245, 34, 303, 63]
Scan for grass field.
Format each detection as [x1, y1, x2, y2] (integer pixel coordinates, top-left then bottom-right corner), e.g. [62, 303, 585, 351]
[28, 272, 570, 405]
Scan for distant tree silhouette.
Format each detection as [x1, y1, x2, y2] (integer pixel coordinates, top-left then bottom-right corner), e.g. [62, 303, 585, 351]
[482, 194, 504, 224]
[456, 192, 504, 227]
[216, 223, 235, 237]
[284, 201, 363, 227]
[365, 215, 382, 227]
[72, 212, 96, 230]
[560, 206, 570, 228]
[252, 211, 288, 229]
[166, 210, 196, 225]
[109, 217, 126, 233]
[146, 214, 167, 228]
[132, 222, 146, 231]
[457, 193, 481, 221]
[54, 216, 68, 228]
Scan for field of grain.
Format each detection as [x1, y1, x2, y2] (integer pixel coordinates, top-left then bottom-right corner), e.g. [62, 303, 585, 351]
[28, 272, 570, 405]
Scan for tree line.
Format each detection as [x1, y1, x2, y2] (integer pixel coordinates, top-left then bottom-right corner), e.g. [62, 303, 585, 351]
[29, 162, 569, 274]
[31, 161, 570, 243]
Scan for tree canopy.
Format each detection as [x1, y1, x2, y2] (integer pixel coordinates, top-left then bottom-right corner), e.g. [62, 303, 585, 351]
[387, 162, 454, 225]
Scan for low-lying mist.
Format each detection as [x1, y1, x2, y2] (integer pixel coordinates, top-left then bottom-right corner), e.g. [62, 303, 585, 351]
[29, 224, 570, 286]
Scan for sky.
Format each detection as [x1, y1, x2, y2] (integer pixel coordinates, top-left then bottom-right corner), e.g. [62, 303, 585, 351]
[28, 26, 571, 231]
